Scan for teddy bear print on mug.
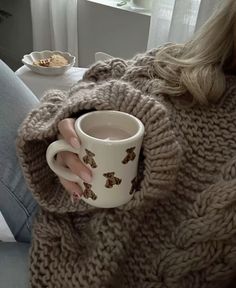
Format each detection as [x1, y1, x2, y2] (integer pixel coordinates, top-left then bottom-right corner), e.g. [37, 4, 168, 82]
[129, 176, 138, 195]
[83, 182, 97, 200]
[103, 172, 122, 188]
[83, 149, 97, 168]
[122, 147, 136, 164]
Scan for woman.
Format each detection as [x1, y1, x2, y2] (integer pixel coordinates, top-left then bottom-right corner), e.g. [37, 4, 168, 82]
[2, 0, 236, 287]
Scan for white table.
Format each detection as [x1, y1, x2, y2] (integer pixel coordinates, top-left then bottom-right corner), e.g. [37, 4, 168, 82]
[15, 65, 87, 99]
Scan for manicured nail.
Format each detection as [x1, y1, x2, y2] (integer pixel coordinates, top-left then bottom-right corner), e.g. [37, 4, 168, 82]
[71, 192, 81, 203]
[80, 171, 92, 183]
[70, 137, 80, 148]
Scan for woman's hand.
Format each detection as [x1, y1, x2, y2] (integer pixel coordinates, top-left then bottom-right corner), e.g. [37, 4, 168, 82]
[56, 118, 92, 200]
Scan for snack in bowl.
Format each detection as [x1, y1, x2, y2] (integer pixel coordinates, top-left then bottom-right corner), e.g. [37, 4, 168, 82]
[22, 50, 75, 75]
[33, 54, 69, 67]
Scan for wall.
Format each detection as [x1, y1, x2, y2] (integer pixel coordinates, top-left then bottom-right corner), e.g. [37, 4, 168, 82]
[0, 0, 33, 70]
[78, 0, 150, 67]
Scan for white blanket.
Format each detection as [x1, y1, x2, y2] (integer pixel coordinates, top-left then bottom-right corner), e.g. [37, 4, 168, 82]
[15, 66, 87, 99]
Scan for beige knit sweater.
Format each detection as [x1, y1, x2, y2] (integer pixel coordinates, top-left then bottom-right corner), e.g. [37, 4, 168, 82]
[17, 49, 236, 288]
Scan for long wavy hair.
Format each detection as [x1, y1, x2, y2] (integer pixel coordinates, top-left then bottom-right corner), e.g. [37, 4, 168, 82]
[154, 0, 236, 105]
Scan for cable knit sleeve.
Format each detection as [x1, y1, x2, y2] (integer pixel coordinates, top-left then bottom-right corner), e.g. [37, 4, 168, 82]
[157, 170, 236, 287]
[82, 58, 128, 82]
[16, 78, 181, 214]
[81, 48, 159, 84]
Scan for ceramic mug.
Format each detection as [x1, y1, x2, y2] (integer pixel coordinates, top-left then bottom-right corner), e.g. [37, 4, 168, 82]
[46, 110, 145, 208]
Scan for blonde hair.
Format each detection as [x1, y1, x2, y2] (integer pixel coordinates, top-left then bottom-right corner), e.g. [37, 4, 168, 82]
[154, 0, 236, 105]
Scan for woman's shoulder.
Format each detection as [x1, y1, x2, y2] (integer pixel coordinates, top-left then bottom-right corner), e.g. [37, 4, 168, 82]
[217, 74, 236, 110]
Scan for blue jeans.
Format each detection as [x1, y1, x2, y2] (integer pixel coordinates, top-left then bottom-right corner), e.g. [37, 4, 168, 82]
[0, 60, 39, 243]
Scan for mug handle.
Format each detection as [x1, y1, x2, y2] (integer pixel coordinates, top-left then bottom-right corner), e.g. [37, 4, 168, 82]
[46, 139, 82, 182]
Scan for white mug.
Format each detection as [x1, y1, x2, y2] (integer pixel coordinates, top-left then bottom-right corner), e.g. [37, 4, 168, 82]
[46, 110, 145, 208]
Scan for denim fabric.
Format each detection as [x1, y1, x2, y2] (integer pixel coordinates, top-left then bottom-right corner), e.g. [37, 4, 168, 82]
[0, 242, 30, 287]
[0, 60, 39, 243]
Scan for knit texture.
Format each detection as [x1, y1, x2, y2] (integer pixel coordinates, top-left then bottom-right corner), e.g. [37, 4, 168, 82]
[17, 48, 236, 288]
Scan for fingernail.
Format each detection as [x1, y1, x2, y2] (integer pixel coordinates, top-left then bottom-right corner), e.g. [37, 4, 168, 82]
[70, 137, 80, 148]
[80, 171, 92, 183]
[71, 192, 81, 203]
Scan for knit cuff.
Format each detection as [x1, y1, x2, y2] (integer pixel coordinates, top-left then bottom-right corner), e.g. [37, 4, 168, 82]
[17, 80, 181, 213]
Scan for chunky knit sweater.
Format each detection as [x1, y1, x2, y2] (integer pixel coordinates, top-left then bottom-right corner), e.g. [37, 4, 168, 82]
[17, 49, 236, 288]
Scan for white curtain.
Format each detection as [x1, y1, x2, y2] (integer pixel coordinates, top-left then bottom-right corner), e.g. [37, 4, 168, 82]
[147, 0, 220, 50]
[30, 0, 78, 66]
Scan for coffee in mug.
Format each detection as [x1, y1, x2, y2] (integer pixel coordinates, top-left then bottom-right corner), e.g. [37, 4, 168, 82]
[86, 126, 131, 141]
[46, 110, 145, 208]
